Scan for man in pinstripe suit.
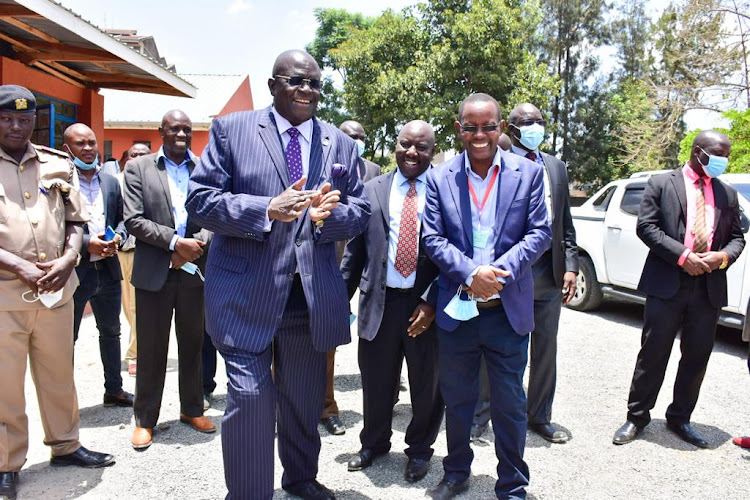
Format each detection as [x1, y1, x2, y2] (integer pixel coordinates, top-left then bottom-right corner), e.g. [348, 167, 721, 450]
[186, 50, 370, 500]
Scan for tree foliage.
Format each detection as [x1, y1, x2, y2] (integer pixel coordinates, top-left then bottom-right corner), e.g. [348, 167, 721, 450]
[678, 109, 750, 171]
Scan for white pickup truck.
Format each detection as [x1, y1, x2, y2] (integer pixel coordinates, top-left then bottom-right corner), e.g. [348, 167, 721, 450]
[568, 172, 750, 339]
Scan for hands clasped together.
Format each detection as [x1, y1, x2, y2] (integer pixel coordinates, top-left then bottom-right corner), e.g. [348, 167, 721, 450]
[268, 176, 341, 223]
[681, 251, 726, 276]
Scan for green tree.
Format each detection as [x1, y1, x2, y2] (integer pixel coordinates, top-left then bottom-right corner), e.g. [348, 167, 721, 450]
[329, 0, 558, 156]
[678, 109, 750, 172]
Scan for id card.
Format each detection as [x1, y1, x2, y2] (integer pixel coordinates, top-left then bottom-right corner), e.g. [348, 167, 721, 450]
[473, 229, 491, 249]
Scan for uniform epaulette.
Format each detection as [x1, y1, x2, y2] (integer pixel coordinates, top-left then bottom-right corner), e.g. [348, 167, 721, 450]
[34, 144, 70, 159]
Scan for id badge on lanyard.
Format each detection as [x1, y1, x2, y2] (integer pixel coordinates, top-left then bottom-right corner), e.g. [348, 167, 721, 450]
[469, 168, 498, 250]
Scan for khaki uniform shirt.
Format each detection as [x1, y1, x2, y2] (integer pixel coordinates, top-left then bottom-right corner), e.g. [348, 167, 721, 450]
[0, 142, 89, 311]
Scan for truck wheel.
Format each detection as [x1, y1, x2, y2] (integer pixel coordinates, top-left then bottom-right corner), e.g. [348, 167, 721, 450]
[567, 256, 603, 311]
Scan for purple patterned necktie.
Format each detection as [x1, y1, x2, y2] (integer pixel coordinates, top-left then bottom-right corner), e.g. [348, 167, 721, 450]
[286, 127, 303, 183]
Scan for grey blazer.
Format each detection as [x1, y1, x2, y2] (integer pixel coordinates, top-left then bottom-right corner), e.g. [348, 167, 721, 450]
[123, 152, 211, 292]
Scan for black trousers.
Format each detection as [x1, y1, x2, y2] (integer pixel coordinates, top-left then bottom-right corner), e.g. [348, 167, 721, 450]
[627, 273, 719, 428]
[358, 288, 443, 460]
[134, 270, 205, 428]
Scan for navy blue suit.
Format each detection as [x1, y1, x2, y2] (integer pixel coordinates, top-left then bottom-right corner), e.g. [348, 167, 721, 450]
[422, 150, 551, 499]
[186, 107, 370, 499]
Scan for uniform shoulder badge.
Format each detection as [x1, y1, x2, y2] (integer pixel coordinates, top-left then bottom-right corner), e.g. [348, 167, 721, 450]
[34, 144, 70, 159]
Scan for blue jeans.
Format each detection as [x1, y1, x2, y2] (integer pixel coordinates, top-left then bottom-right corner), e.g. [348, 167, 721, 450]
[73, 267, 123, 395]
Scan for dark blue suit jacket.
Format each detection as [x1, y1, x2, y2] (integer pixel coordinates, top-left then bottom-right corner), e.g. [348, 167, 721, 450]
[76, 172, 127, 283]
[186, 107, 371, 354]
[422, 150, 552, 335]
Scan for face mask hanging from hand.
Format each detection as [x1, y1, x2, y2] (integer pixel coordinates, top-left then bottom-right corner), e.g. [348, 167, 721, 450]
[697, 146, 728, 178]
[22, 289, 64, 309]
[443, 286, 479, 321]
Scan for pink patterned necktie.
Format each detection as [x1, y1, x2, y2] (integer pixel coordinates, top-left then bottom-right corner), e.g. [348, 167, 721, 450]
[394, 179, 419, 278]
[693, 178, 708, 253]
[286, 127, 303, 183]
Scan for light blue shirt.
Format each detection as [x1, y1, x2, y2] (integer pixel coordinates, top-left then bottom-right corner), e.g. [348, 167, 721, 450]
[157, 147, 197, 249]
[387, 168, 429, 289]
[465, 148, 502, 300]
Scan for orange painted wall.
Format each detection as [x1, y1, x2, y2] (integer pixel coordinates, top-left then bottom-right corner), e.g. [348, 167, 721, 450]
[0, 56, 104, 144]
[104, 128, 209, 159]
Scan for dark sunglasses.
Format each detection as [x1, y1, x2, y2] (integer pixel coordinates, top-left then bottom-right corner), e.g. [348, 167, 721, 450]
[460, 124, 500, 134]
[273, 75, 322, 90]
[512, 119, 546, 127]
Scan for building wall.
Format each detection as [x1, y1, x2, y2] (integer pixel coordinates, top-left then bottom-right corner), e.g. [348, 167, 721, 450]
[0, 56, 104, 146]
[104, 128, 209, 160]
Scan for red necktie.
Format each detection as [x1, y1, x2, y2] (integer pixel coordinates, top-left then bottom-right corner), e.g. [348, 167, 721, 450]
[394, 179, 418, 278]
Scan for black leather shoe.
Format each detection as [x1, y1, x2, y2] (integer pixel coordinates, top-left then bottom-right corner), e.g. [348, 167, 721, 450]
[426, 478, 470, 499]
[103, 390, 134, 407]
[0, 472, 18, 500]
[529, 423, 569, 443]
[320, 415, 346, 436]
[612, 421, 642, 445]
[667, 422, 709, 448]
[50, 446, 115, 468]
[404, 457, 430, 483]
[283, 480, 335, 499]
[347, 448, 386, 471]
[470, 422, 488, 441]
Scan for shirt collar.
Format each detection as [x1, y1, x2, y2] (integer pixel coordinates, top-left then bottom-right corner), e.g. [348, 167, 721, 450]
[271, 106, 313, 144]
[683, 162, 711, 186]
[511, 144, 539, 158]
[157, 146, 197, 166]
[394, 166, 430, 187]
[464, 148, 502, 178]
[0, 142, 36, 165]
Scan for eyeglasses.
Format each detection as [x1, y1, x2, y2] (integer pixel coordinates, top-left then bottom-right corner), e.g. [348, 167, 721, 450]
[512, 119, 546, 127]
[273, 75, 322, 90]
[460, 124, 500, 134]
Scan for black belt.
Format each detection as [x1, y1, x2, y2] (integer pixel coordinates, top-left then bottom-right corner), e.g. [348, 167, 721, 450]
[476, 298, 502, 309]
[386, 287, 413, 294]
[89, 260, 106, 271]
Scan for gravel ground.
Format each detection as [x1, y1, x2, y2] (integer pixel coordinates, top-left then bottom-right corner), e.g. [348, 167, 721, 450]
[16, 298, 750, 499]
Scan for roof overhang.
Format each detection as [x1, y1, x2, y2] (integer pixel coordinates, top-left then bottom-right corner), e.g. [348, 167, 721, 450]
[104, 121, 211, 131]
[0, 0, 196, 97]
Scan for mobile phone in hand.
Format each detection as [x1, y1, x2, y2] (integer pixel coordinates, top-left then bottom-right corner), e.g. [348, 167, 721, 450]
[103, 226, 116, 242]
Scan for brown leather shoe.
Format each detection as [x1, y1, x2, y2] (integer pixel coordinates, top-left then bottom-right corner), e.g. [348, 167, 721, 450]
[131, 427, 153, 450]
[179, 414, 216, 433]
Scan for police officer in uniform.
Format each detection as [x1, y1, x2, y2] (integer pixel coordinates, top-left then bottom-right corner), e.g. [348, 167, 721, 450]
[0, 85, 114, 500]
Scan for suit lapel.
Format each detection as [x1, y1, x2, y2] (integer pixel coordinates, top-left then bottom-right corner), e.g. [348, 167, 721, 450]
[540, 153, 557, 223]
[713, 180, 725, 231]
[669, 169, 687, 220]
[308, 119, 326, 189]
[259, 110, 290, 186]
[154, 156, 174, 223]
[495, 156, 521, 238]
[447, 154, 473, 244]
[376, 171, 394, 229]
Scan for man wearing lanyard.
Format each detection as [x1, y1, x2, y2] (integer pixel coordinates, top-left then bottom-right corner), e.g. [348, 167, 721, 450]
[422, 93, 551, 499]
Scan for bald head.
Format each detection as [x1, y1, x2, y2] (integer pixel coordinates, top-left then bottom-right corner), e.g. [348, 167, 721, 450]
[159, 109, 192, 163]
[395, 120, 435, 179]
[508, 103, 541, 125]
[272, 50, 320, 77]
[63, 123, 98, 165]
[269, 50, 321, 126]
[340, 120, 366, 142]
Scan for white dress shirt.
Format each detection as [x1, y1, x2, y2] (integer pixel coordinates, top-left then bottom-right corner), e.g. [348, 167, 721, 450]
[386, 168, 428, 289]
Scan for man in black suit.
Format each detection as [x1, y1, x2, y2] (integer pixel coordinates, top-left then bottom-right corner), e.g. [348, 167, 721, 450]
[471, 104, 578, 443]
[613, 130, 745, 448]
[123, 110, 215, 450]
[341, 120, 442, 483]
[319, 119, 383, 437]
[64, 124, 134, 409]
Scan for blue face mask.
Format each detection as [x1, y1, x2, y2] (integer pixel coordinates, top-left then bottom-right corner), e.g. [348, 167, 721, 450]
[518, 123, 545, 151]
[72, 154, 99, 171]
[697, 146, 728, 178]
[355, 139, 365, 157]
[443, 286, 479, 321]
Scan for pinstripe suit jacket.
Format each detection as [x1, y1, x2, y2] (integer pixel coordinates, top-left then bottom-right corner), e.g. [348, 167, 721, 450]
[185, 107, 371, 354]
